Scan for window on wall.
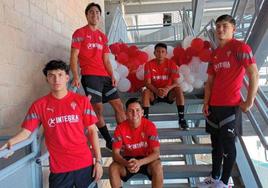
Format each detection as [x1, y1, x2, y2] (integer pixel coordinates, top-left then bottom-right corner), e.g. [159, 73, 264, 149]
[163, 13, 172, 26]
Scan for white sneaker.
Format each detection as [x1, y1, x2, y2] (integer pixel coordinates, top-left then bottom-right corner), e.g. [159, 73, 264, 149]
[197, 177, 218, 188]
[213, 180, 229, 188]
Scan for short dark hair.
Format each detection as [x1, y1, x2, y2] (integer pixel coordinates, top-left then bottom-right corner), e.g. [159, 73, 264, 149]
[125, 98, 142, 109]
[154, 43, 167, 50]
[85, 2, 102, 15]
[216, 14, 236, 26]
[42, 60, 69, 76]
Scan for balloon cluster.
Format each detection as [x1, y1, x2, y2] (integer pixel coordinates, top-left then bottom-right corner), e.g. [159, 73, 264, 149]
[171, 36, 212, 92]
[109, 38, 212, 93]
[109, 43, 149, 92]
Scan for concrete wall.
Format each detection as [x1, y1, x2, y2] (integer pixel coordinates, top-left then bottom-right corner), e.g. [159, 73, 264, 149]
[0, 0, 104, 136]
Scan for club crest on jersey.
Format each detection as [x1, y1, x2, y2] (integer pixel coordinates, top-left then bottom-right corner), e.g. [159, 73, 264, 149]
[226, 51, 231, 57]
[141, 132, 145, 139]
[86, 35, 91, 39]
[70, 102, 77, 110]
[99, 36, 102, 42]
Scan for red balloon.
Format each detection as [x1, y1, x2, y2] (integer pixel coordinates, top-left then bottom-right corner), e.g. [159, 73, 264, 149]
[128, 45, 139, 57]
[191, 38, 204, 52]
[109, 43, 121, 55]
[173, 47, 185, 58]
[203, 41, 211, 49]
[128, 73, 145, 92]
[137, 51, 149, 64]
[199, 49, 212, 62]
[119, 43, 129, 53]
[185, 47, 198, 64]
[117, 52, 129, 64]
[127, 58, 140, 72]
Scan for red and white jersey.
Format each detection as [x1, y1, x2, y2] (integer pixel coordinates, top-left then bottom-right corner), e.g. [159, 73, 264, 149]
[22, 92, 98, 173]
[112, 118, 160, 157]
[71, 25, 110, 76]
[208, 39, 256, 106]
[144, 58, 179, 88]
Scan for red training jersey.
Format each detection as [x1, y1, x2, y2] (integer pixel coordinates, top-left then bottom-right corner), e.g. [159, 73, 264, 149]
[112, 118, 160, 157]
[71, 25, 110, 76]
[144, 58, 179, 88]
[22, 92, 98, 173]
[208, 39, 256, 106]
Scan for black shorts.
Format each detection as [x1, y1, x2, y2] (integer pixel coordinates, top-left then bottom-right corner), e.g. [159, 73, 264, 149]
[205, 106, 242, 136]
[121, 156, 153, 182]
[150, 91, 174, 105]
[81, 75, 119, 104]
[49, 166, 97, 188]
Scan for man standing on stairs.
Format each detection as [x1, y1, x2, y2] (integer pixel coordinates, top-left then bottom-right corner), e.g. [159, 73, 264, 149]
[200, 15, 259, 188]
[70, 2, 126, 150]
[109, 98, 163, 188]
[142, 42, 189, 130]
[0, 60, 103, 188]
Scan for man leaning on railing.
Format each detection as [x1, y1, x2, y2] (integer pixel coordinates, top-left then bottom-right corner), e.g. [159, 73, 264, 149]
[0, 60, 103, 188]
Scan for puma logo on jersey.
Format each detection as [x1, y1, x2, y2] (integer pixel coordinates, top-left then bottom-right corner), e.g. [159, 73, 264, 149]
[46, 107, 54, 113]
[227, 128, 235, 135]
[126, 135, 131, 139]
[223, 153, 228, 158]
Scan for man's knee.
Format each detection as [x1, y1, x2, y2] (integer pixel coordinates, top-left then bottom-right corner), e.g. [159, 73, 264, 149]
[109, 162, 123, 176]
[149, 160, 163, 176]
[92, 103, 104, 116]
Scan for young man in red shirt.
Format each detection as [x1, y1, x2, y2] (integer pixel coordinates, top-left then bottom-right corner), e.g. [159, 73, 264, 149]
[142, 43, 188, 130]
[0, 60, 103, 188]
[199, 15, 259, 188]
[109, 98, 163, 188]
[70, 3, 126, 150]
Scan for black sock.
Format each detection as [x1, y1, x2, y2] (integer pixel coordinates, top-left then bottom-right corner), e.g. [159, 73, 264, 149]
[177, 105, 185, 123]
[143, 107, 149, 119]
[98, 125, 112, 143]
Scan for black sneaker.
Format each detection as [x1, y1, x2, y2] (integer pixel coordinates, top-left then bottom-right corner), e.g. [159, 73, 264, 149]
[106, 141, 112, 151]
[179, 119, 189, 131]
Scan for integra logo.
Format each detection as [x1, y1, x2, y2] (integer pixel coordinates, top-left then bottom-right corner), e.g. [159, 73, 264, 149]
[48, 115, 79, 127]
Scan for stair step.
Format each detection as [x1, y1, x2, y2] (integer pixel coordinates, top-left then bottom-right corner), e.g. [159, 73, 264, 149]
[105, 127, 208, 138]
[105, 113, 205, 123]
[123, 183, 191, 188]
[101, 143, 211, 157]
[102, 164, 239, 179]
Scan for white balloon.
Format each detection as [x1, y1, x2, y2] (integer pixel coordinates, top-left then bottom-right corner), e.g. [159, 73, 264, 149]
[176, 73, 184, 84]
[110, 58, 118, 70]
[179, 64, 190, 75]
[193, 79, 204, 89]
[182, 35, 195, 49]
[200, 73, 208, 82]
[113, 71, 120, 82]
[187, 84, 194, 93]
[180, 81, 189, 92]
[109, 54, 116, 61]
[116, 64, 129, 78]
[117, 78, 131, 92]
[167, 46, 174, 59]
[136, 64, 145, 80]
[184, 74, 195, 84]
[142, 44, 155, 61]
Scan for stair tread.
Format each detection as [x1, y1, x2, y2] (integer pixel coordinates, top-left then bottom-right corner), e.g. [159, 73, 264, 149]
[101, 143, 211, 157]
[102, 164, 239, 179]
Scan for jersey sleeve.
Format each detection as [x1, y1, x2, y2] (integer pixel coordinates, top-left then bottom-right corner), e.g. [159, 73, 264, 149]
[144, 62, 152, 80]
[170, 60, 179, 80]
[71, 29, 84, 50]
[236, 43, 256, 68]
[146, 121, 160, 148]
[102, 34, 110, 54]
[21, 103, 41, 132]
[112, 125, 123, 149]
[83, 97, 98, 127]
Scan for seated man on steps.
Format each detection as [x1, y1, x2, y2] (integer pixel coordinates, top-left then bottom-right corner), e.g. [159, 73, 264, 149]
[109, 98, 163, 188]
[142, 42, 188, 130]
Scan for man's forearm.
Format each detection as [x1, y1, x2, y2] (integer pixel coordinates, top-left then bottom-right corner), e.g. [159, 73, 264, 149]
[113, 152, 129, 167]
[246, 71, 259, 105]
[88, 126, 102, 161]
[6, 129, 31, 147]
[139, 150, 160, 166]
[145, 83, 158, 94]
[70, 49, 79, 79]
